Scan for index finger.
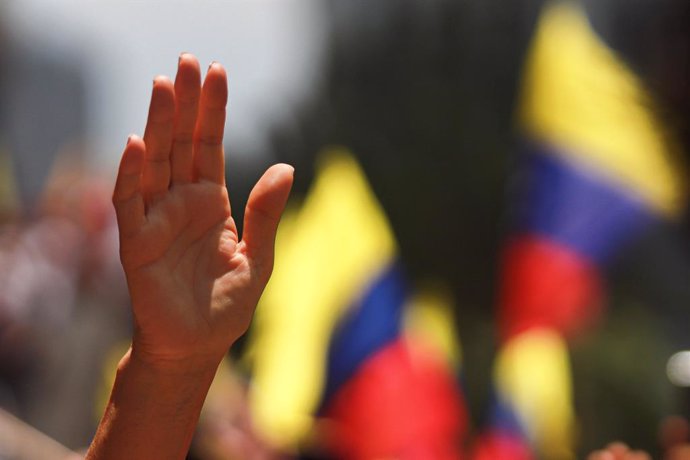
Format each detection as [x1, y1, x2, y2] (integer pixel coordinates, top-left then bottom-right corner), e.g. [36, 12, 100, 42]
[142, 76, 175, 203]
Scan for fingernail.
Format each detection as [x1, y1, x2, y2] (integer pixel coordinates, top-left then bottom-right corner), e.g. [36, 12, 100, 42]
[179, 51, 190, 65]
[208, 61, 218, 71]
[126, 135, 134, 145]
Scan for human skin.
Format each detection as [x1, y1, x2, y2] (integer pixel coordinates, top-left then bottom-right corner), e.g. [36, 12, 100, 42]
[587, 442, 651, 460]
[86, 53, 293, 460]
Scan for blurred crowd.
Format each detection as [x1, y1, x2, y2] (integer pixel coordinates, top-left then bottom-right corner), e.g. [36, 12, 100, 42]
[1, 0, 690, 459]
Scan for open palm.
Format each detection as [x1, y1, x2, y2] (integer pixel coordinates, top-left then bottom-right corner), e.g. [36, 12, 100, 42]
[112, 54, 293, 366]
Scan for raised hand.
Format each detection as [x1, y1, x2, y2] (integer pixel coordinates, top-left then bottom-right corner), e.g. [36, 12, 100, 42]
[112, 53, 293, 368]
[88, 53, 292, 460]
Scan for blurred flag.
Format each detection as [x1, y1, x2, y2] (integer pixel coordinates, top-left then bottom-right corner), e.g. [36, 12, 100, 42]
[246, 149, 466, 457]
[479, 2, 687, 459]
[322, 277, 466, 460]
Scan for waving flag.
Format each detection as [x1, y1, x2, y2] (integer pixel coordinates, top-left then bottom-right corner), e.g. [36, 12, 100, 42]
[246, 149, 466, 457]
[480, 2, 687, 459]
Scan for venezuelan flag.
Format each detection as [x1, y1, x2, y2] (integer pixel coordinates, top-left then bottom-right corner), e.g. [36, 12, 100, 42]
[481, 2, 687, 459]
[245, 149, 466, 458]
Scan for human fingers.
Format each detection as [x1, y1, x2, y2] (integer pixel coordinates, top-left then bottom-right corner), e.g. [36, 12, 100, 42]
[588, 442, 635, 460]
[603, 442, 651, 460]
[171, 53, 201, 185]
[142, 76, 175, 203]
[113, 135, 146, 238]
[241, 164, 294, 280]
[606, 442, 632, 459]
[194, 62, 227, 185]
[626, 450, 651, 460]
[587, 450, 615, 460]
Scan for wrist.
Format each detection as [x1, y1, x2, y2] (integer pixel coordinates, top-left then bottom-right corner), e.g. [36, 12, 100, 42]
[127, 317, 233, 372]
[125, 345, 224, 378]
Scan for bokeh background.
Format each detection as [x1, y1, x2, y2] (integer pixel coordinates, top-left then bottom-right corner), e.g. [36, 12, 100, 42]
[1, 0, 689, 459]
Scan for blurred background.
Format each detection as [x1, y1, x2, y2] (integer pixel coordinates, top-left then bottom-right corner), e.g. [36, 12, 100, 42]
[0, 0, 689, 459]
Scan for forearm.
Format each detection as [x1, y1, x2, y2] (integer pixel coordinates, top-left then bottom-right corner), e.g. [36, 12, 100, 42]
[86, 347, 220, 460]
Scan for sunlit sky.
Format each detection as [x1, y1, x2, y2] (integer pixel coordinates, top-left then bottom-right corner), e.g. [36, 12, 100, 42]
[5, 0, 327, 166]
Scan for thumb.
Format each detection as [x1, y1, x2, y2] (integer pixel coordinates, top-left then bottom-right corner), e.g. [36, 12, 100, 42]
[241, 163, 294, 280]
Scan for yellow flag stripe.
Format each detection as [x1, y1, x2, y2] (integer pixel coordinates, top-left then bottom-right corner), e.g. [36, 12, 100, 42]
[495, 328, 576, 460]
[247, 148, 397, 449]
[518, 1, 686, 216]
